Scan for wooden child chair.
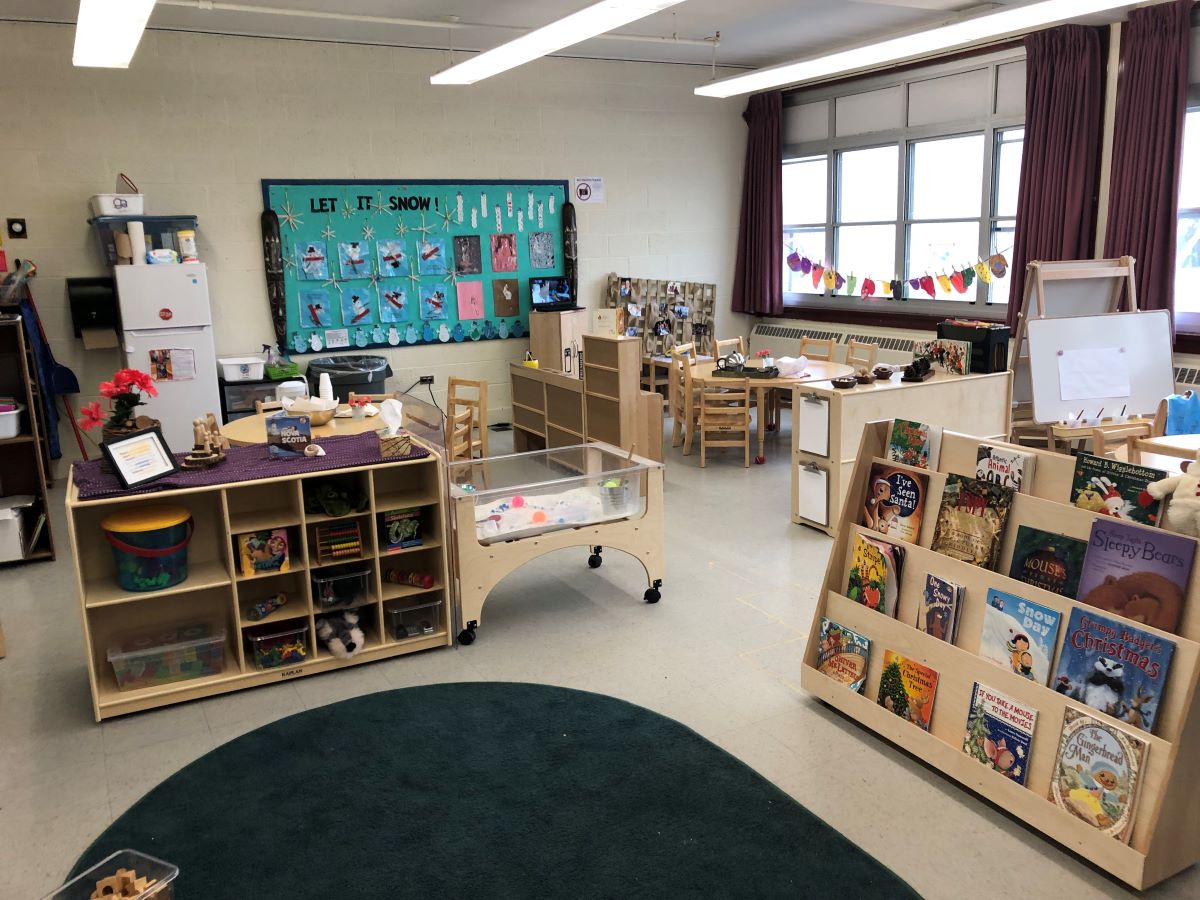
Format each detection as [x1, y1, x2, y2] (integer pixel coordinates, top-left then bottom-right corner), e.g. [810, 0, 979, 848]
[846, 339, 879, 370]
[699, 378, 751, 467]
[347, 391, 401, 403]
[254, 399, 284, 414]
[714, 336, 745, 359]
[669, 345, 700, 454]
[799, 336, 836, 361]
[446, 406, 474, 462]
[447, 377, 488, 458]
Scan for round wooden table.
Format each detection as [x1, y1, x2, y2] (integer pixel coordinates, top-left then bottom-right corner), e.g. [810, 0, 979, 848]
[221, 411, 383, 446]
[692, 360, 854, 464]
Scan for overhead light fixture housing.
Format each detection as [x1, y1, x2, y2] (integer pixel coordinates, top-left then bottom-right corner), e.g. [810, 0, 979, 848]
[695, 0, 1139, 98]
[73, 0, 156, 68]
[432, 0, 686, 85]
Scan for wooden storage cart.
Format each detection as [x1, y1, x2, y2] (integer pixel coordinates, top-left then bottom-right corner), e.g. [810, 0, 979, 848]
[67, 445, 452, 721]
[801, 421, 1200, 889]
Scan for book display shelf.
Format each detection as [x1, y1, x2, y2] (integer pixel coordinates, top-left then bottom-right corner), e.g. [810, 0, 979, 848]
[802, 421, 1200, 889]
[66, 449, 451, 721]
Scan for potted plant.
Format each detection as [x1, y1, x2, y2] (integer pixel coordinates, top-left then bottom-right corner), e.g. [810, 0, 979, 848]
[78, 368, 159, 445]
[349, 396, 370, 421]
[755, 348, 774, 367]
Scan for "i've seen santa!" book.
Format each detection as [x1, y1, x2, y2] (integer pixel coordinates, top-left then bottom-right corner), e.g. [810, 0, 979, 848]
[862, 463, 927, 544]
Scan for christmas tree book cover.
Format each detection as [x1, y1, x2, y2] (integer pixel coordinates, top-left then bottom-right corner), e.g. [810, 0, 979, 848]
[1008, 525, 1087, 598]
[1052, 607, 1176, 734]
[975, 443, 1036, 494]
[980, 588, 1062, 685]
[917, 573, 961, 643]
[1069, 452, 1164, 526]
[877, 650, 939, 731]
[930, 474, 1014, 569]
[1049, 708, 1149, 843]
[846, 532, 905, 617]
[963, 682, 1038, 786]
[861, 463, 927, 544]
[886, 419, 941, 470]
[816, 618, 871, 693]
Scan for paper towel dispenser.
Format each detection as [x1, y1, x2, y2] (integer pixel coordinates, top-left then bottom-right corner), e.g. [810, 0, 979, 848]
[67, 276, 118, 348]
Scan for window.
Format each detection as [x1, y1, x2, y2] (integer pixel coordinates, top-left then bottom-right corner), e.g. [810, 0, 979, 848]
[906, 134, 984, 300]
[990, 127, 1024, 305]
[1176, 109, 1200, 316]
[837, 145, 898, 284]
[783, 155, 827, 295]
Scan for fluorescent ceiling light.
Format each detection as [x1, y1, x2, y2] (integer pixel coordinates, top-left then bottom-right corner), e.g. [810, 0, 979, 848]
[695, 0, 1139, 98]
[73, 0, 156, 68]
[432, 0, 686, 85]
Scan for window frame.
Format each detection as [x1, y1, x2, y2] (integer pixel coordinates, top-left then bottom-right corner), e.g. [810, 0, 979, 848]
[1175, 100, 1200, 337]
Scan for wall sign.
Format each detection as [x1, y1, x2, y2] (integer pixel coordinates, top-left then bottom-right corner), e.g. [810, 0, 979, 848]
[573, 177, 605, 204]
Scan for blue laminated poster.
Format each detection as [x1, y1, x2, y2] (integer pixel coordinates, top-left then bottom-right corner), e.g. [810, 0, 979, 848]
[379, 288, 408, 322]
[816, 618, 871, 693]
[420, 285, 449, 320]
[417, 237, 448, 275]
[376, 240, 407, 276]
[338, 241, 371, 279]
[980, 588, 1062, 686]
[298, 290, 332, 328]
[340, 287, 375, 327]
[1053, 607, 1175, 734]
[297, 240, 328, 281]
[963, 682, 1037, 786]
[266, 414, 311, 459]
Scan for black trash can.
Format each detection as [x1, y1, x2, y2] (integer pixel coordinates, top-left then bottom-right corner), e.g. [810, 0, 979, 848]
[306, 356, 392, 403]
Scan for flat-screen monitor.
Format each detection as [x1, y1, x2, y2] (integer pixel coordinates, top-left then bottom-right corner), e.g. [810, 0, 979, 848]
[530, 277, 577, 312]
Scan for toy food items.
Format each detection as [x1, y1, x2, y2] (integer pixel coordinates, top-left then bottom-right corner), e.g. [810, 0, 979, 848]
[238, 529, 290, 577]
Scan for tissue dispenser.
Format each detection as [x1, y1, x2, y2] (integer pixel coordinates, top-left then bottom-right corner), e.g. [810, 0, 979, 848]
[67, 276, 119, 348]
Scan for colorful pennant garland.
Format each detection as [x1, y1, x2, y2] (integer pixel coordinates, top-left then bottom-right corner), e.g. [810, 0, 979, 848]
[786, 248, 1009, 301]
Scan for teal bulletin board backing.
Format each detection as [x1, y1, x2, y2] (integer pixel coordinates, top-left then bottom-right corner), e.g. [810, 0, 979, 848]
[263, 179, 568, 354]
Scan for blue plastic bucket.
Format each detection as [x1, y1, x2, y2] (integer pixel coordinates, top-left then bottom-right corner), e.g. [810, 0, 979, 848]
[101, 504, 194, 592]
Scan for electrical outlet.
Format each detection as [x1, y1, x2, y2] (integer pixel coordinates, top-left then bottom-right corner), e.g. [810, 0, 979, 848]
[419, 375, 435, 385]
[6, 218, 27, 239]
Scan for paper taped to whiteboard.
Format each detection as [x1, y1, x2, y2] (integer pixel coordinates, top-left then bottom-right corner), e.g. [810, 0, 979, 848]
[1058, 347, 1130, 401]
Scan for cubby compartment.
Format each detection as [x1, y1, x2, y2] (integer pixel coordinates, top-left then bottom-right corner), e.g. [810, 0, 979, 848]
[308, 514, 372, 567]
[314, 603, 379, 659]
[225, 480, 302, 534]
[384, 594, 445, 642]
[233, 526, 301, 580]
[236, 569, 309, 628]
[311, 564, 374, 612]
[377, 504, 441, 555]
[380, 546, 443, 601]
[245, 622, 310, 670]
[302, 472, 371, 522]
[371, 458, 441, 511]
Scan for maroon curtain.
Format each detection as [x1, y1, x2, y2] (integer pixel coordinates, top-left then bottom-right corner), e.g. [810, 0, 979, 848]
[1007, 26, 1105, 327]
[731, 91, 783, 316]
[1103, 0, 1193, 316]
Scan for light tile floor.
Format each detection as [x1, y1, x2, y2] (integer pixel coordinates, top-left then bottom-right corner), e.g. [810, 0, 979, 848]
[2, 420, 1197, 898]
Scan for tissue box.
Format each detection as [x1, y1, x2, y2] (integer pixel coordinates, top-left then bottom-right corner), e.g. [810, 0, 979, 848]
[378, 430, 412, 458]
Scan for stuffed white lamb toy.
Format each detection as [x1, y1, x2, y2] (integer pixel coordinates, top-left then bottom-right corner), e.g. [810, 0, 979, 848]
[1146, 449, 1200, 537]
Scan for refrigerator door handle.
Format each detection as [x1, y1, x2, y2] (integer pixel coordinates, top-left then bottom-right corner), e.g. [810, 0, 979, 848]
[124, 326, 210, 337]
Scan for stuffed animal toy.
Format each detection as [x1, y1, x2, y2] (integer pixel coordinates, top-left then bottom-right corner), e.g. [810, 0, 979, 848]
[316, 609, 365, 659]
[1146, 449, 1200, 537]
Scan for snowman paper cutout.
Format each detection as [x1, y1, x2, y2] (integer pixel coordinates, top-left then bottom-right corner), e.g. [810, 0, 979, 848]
[511, 319, 525, 338]
[498, 320, 510, 339]
[292, 333, 307, 354]
[451, 323, 465, 342]
[404, 323, 418, 344]
[469, 322, 481, 341]
[482, 320, 497, 339]
[309, 332, 323, 352]
[422, 322, 436, 342]
[437, 323, 450, 342]
[355, 329, 368, 348]
[371, 325, 385, 344]
[387, 326, 400, 346]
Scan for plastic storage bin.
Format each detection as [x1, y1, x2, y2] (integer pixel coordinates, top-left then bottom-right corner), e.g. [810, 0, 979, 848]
[218, 356, 266, 381]
[101, 504, 193, 592]
[90, 194, 145, 216]
[107, 621, 225, 691]
[246, 623, 309, 669]
[312, 567, 371, 610]
[41, 848, 178, 899]
[0, 402, 25, 439]
[385, 599, 442, 640]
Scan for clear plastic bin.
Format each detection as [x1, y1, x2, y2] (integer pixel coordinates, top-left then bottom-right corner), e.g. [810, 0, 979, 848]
[449, 443, 660, 544]
[42, 849, 178, 899]
[107, 622, 225, 691]
[385, 599, 442, 640]
[312, 567, 371, 610]
[246, 623, 309, 669]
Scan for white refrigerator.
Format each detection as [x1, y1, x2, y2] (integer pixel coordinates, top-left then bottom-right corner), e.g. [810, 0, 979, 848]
[114, 264, 221, 452]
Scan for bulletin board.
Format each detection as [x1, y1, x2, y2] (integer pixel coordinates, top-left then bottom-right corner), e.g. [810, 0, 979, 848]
[603, 274, 717, 356]
[262, 179, 568, 354]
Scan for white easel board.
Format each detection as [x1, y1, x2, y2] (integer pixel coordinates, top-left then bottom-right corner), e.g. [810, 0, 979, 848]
[1026, 310, 1174, 423]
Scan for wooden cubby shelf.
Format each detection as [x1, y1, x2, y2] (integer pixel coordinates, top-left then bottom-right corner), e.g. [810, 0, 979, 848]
[802, 422, 1200, 890]
[67, 443, 453, 721]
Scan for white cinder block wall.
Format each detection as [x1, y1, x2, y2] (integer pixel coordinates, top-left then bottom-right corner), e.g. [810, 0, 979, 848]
[0, 23, 749, 465]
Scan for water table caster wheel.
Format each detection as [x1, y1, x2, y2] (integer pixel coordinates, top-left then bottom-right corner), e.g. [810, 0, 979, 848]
[588, 545, 603, 568]
[458, 621, 478, 645]
[644, 580, 663, 604]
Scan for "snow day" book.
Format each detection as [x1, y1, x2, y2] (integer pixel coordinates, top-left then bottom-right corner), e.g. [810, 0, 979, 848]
[917, 573, 962, 643]
[1069, 452, 1165, 526]
[1049, 708, 1149, 843]
[980, 588, 1062, 685]
[886, 419, 941, 470]
[877, 650, 940, 731]
[1008, 525, 1087, 598]
[963, 682, 1038, 786]
[1052, 607, 1176, 734]
[930, 474, 1014, 569]
[816, 618, 871, 694]
[846, 532, 906, 617]
[1076, 519, 1194, 635]
[976, 443, 1036, 494]
[861, 463, 928, 544]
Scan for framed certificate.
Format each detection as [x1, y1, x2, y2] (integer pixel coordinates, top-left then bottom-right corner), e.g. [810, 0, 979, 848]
[101, 427, 180, 488]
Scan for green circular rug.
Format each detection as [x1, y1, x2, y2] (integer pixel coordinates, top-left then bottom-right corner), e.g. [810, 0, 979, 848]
[73, 682, 917, 898]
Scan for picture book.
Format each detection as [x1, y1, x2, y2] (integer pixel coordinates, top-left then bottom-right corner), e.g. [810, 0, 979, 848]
[1076, 519, 1194, 635]
[877, 650, 939, 731]
[862, 463, 928, 544]
[912, 338, 971, 375]
[846, 532, 906, 617]
[1053, 607, 1175, 734]
[382, 508, 423, 551]
[981, 588, 1062, 685]
[1008, 526, 1087, 598]
[265, 413, 311, 459]
[963, 682, 1038, 786]
[1069, 452, 1165, 527]
[238, 529, 290, 577]
[886, 419, 941, 470]
[917, 573, 962, 643]
[930, 474, 1014, 569]
[816, 618, 871, 694]
[975, 443, 1036, 494]
[1049, 708, 1149, 843]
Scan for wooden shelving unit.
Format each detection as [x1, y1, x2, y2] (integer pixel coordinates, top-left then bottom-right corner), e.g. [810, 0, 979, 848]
[66, 445, 451, 721]
[802, 422, 1200, 889]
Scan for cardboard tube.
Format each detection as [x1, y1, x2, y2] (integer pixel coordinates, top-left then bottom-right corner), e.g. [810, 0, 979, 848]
[126, 221, 146, 265]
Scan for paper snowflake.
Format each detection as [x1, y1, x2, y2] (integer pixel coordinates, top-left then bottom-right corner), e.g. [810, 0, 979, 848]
[370, 191, 392, 218]
[277, 190, 303, 231]
[340, 194, 355, 219]
[362, 222, 375, 241]
[282, 237, 296, 272]
[442, 265, 459, 286]
[438, 201, 456, 231]
[321, 274, 340, 292]
[404, 258, 422, 289]
[394, 219, 410, 237]
[320, 218, 336, 241]
[414, 213, 435, 237]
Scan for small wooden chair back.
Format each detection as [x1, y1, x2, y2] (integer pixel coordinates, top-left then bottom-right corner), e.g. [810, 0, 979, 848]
[714, 336, 745, 359]
[254, 399, 284, 414]
[1092, 423, 1153, 463]
[447, 406, 474, 462]
[347, 391, 401, 403]
[669, 347, 700, 454]
[698, 378, 751, 468]
[846, 339, 879, 370]
[447, 377, 488, 458]
[799, 336, 836, 362]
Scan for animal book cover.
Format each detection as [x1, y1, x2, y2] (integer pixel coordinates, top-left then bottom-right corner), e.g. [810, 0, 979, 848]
[1049, 708, 1149, 843]
[1008, 526, 1087, 598]
[917, 573, 961, 643]
[976, 443, 1036, 494]
[981, 588, 1062, 685]
[1052, 608, 1176, 734]
[816, 618, 871, 694]
[846, 532, 906, 617]
[963, 682, 1038, 786]
[886, 419, 941, 470]
[877, 650, 939, 731]
[861, 463, 927, 544]
[1069, 452, 1164, 526]
[930, 474, 1014, 569]
[1076, 519, 1193, 635]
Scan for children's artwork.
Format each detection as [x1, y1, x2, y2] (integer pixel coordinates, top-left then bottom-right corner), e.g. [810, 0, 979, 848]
[417, 237, 447, 275]
[528, 231, 555, 269]
[377, 240, 407, 276]
[340, 288, 375, 326]
[297, 241, 329, 281]
[379, 288, 408, 323]
[338, 241, 370, 279]
[420, 285, 448, 320]
[1050, 709, 1148, 842]
[299, 290, 333, 328]
[456, 281, 484, 320]
[453, 235, 482, 274]
[492, 279, 520, 317]
[491, 233, 518, 271]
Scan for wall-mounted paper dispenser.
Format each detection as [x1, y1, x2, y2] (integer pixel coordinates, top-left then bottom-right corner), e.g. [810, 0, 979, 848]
[66, 276, 119, 349]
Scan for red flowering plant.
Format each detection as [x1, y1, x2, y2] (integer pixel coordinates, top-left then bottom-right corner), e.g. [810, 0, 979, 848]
[78, 368, 158, 432]
[754, 349, 773, 359]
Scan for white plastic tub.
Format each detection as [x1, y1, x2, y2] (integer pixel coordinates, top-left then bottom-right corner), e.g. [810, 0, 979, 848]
[218, 356, 265, 382]
[0, 402, 24, 439]
[90, 193, 145, 216]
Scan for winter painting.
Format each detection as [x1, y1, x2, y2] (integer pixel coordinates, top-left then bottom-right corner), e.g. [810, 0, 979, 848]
[379, 288, 408, 322]
[297, 240, 329, 281]
[417, 237, 448, 275]
[338, 241, 370, 279]
[528, 231, 555, 269]
[453, 235, 482, 275]
[376, 240, 407, 276]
